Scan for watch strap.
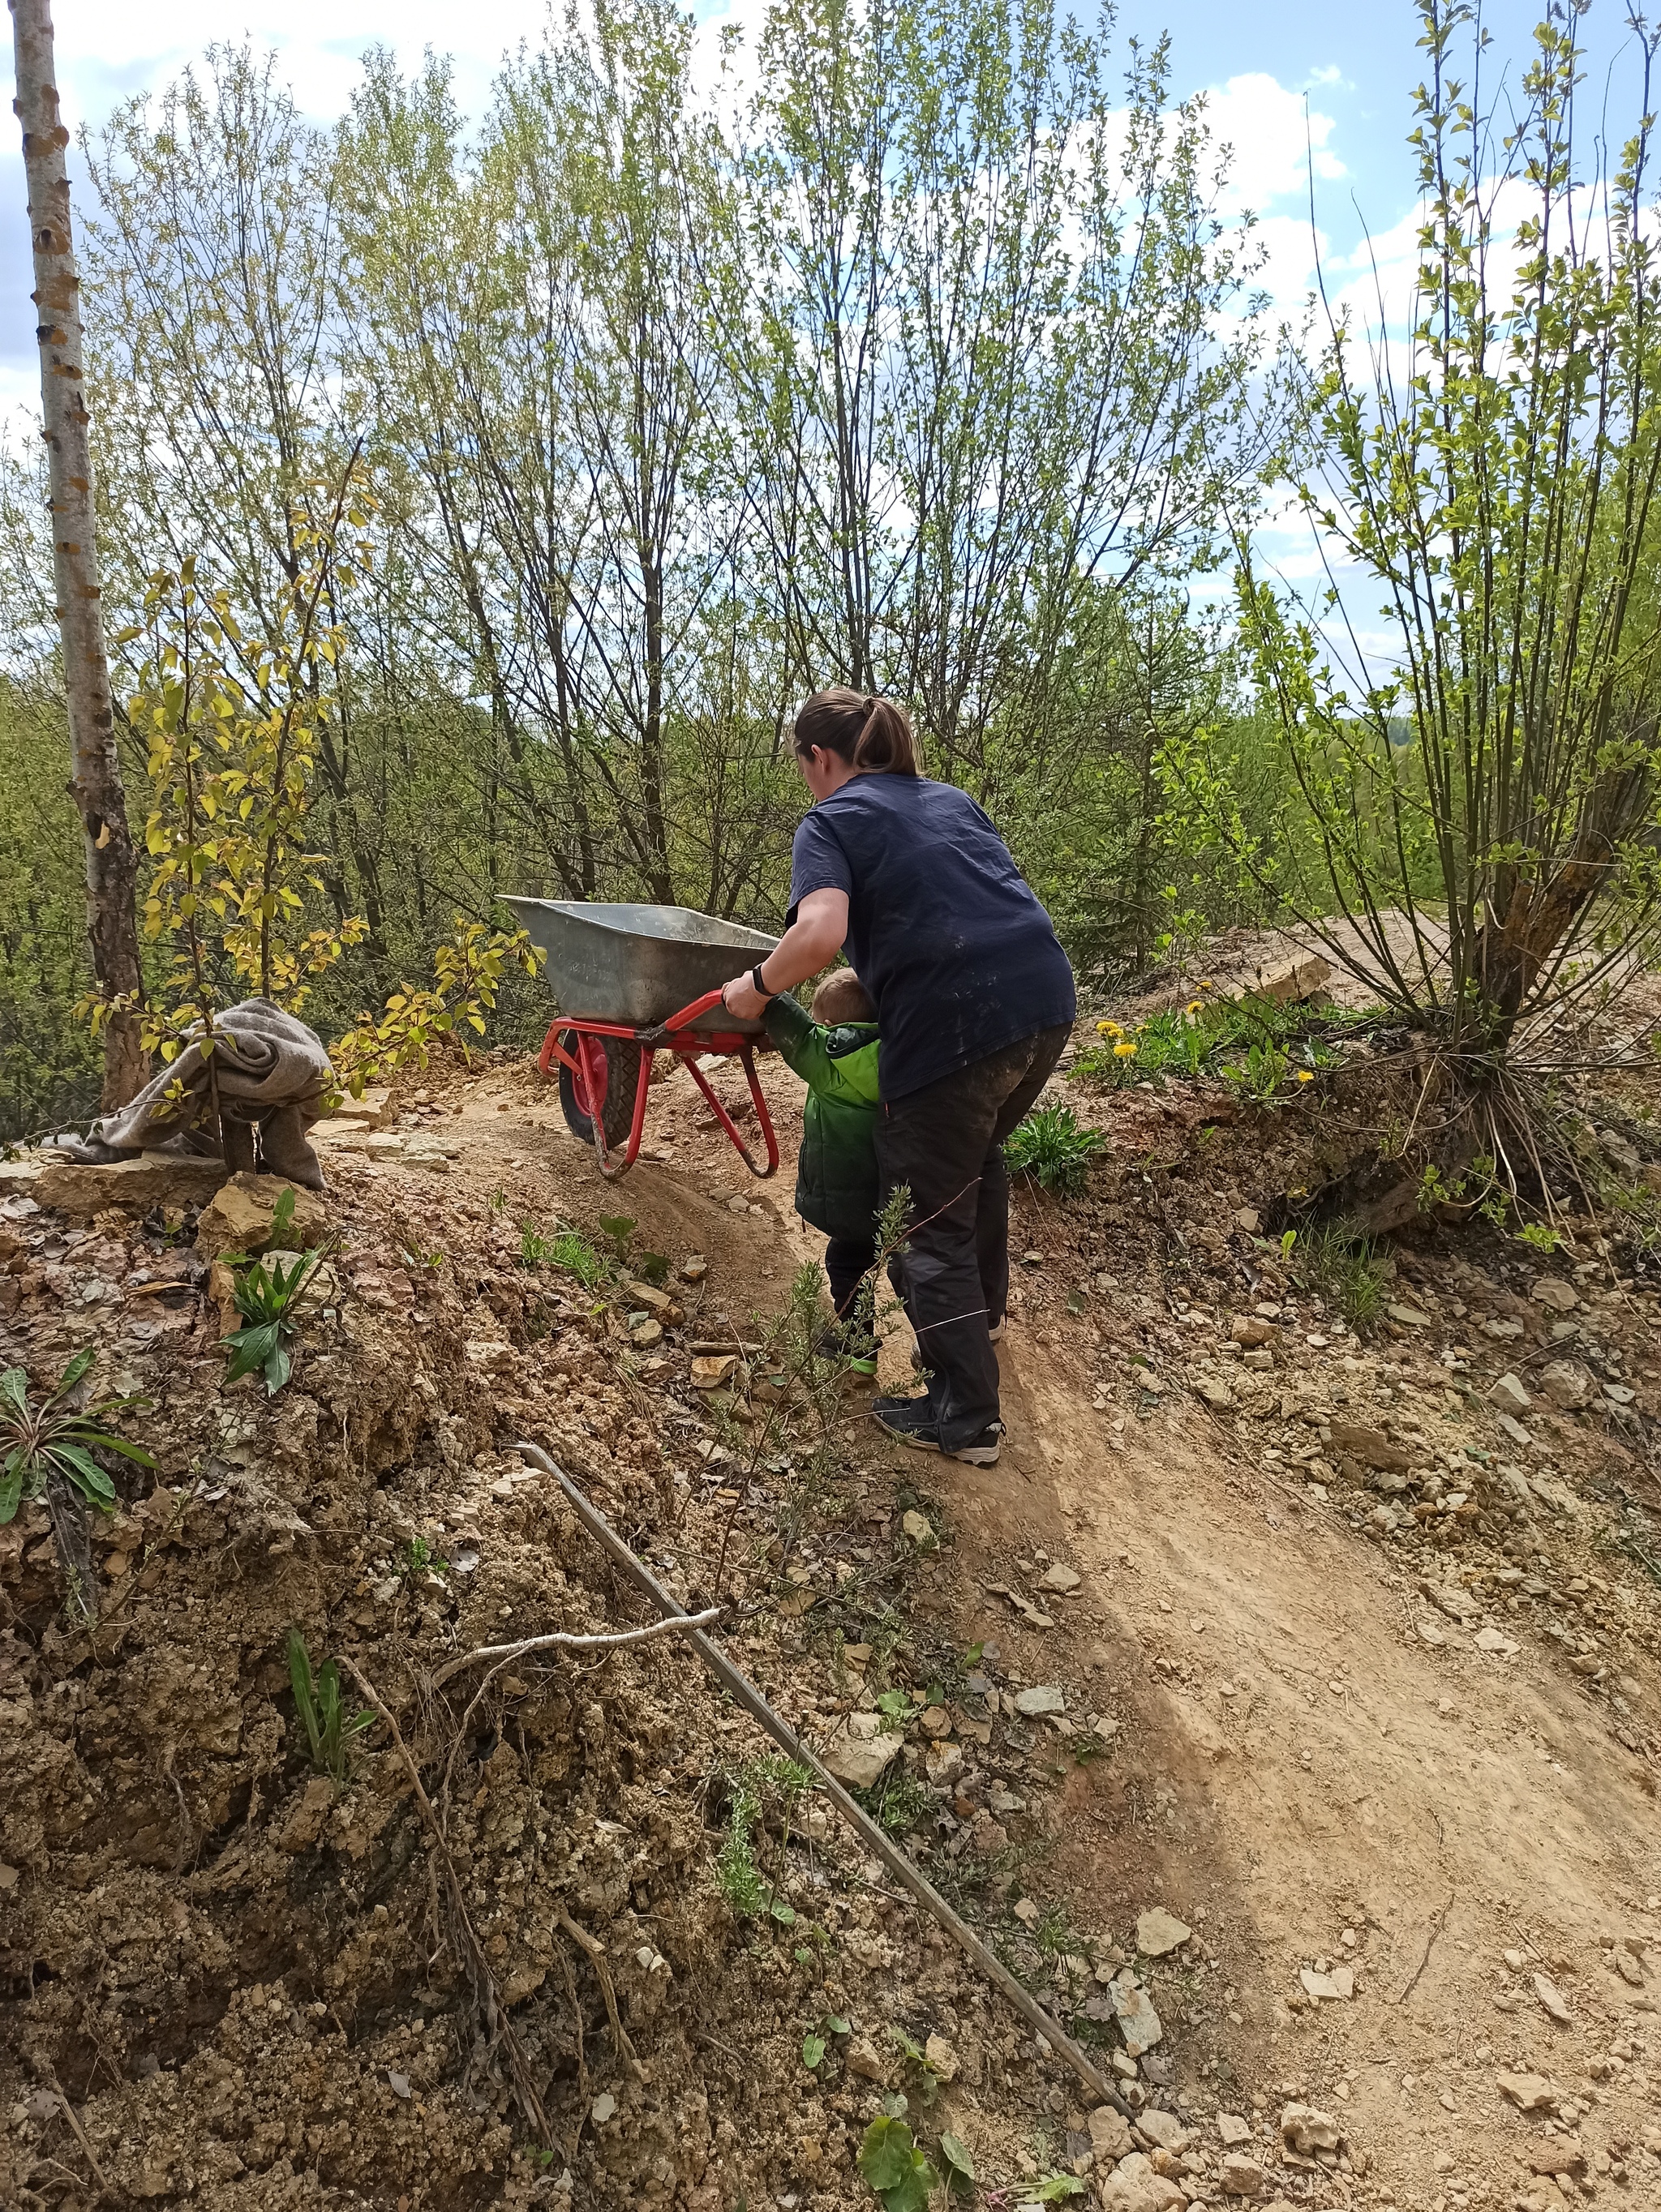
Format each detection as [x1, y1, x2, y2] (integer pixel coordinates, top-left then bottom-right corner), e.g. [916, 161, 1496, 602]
[751, 963, 775, 999]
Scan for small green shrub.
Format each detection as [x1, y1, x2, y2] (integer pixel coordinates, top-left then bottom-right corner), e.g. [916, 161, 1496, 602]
[0, 1347, 155, 1524]
[858, 2116, 939, 2211]
[287, 1627, 374, 1782]
[221, 1190, 335, 1394]
[1003, 1104, 1106, 1195]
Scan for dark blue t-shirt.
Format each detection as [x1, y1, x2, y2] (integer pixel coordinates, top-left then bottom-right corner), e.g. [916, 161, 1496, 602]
[787, 774, 1076, 1100]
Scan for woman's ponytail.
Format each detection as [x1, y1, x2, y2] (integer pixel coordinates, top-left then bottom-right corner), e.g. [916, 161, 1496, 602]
[852, 697, 919, 775]
[792, 687, 921, 777]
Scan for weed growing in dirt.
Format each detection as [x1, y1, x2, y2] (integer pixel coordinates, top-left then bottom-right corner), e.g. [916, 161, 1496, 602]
[1281, 1220, 1389, 1327]
[856, 1767, 935, 1837]
[1002, 1104, 1106, 1195]
[715, 1755, 813, 1918]
[221, 1190, 336, 1393]
[519, 1218, 608, 1288]
[858, 2116, 940, 2211]
[1074, 992, 1351, 1096]
[0, 1347, 154, 1524]
[287, 1627, 374, 1782]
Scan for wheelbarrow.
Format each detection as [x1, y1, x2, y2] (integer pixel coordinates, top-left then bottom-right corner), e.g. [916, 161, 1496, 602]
[503, 898, 783, 1182]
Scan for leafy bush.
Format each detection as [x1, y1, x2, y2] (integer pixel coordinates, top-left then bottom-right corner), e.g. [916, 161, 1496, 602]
[0, 1346, 154, 1524]
[1003, 1104, 1107, 1194]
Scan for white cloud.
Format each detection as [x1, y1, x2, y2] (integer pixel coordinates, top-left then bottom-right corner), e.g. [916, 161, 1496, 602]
[1201, 72, 1345, 218]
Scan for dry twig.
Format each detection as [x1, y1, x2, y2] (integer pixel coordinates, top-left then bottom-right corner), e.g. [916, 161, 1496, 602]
[429, 1606, 722, 1688]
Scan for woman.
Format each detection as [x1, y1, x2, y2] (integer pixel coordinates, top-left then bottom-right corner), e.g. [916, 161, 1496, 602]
[721, 688, 1075, 1466]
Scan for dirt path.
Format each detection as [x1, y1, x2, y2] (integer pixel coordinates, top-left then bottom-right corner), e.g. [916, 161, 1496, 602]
[344, 1042, 1661, 2210]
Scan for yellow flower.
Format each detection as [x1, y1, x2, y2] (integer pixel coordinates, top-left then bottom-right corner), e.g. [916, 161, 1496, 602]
[1096, 1019, 1122, 1037]
[1185, 999, 1202, 1016]
[1114, 1040, 1137, 1058]
[1198, 978, 1213, 988]
[1295, 1069, 1314, 1082]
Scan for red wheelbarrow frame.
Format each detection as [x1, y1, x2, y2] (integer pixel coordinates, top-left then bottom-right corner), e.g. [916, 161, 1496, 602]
[538, 987, 779, 1183]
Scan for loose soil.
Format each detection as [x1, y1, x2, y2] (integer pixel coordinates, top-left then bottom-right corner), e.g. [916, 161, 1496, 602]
[2, 1005, 1659, 2212]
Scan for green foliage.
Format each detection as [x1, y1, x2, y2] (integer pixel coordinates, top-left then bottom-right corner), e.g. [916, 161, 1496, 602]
[1072, 992, 1346, 1095]
[286, 1627, 373, 1781]
[858, 2116, 940, 2212]
[221, 1195, 333, 1394]
[715, 1756, 814, 1920]
[518, 1220, 608, 1288]
[0, 1347, 155, 1526]
[857, 1767, 936, 1837]
[1030, 2178, 1088, 2202]
[1002, 1105, 1107, 1196]
[938, 2133, 975, 2197]
[1205, 2, 1661, 1061]
[1282, 1221, 1389, 1330]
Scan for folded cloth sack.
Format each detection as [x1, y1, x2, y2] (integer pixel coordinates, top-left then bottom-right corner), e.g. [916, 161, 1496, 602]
[57, 997, 333, 1190]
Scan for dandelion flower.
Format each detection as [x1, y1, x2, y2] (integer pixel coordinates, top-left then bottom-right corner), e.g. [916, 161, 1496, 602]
[1097, 1019, 1122, 1037]
[1185, 1000, 1202, 1016]
[1295, 1069, 1314, 1083]
[1114, 1040, 1137, 1059]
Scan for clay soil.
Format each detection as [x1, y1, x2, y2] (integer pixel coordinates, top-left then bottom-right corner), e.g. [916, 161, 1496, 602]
[2, 1005, 1659, 2212]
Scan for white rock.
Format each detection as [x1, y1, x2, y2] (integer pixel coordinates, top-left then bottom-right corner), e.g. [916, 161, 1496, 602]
[1530, 1276, 1578, 1312]
[1534, 1972, 1573, 2024]
[1299, 1965, 1354, 2002]
[1098, 2152, 1185, 2212]
[1038, 1560, 1082, 1593]
[900, 1508, 937, 1547]
[1280, 2103, 1341, 2154]
[1497, 2072, 1556, 2111]
[1089, 2107, 1134, 2160]
[1136, 2108, 1190, 2154]
[1539, 1361, 1591, 1410]
[820, 1713, 903, 1789]
[1497, 1413, 1534, 1448]
[1217, 2112, 1252, 2146]
[1474, 1626, 1520, 1657]
[1491, 1372, 1533, 1415]
[1109, 1974, 1163, 2056]
[1013, 1684, 1066, 1717]
[590, 2092, 616, 2124]
[1135, 1906, 1192, 1957]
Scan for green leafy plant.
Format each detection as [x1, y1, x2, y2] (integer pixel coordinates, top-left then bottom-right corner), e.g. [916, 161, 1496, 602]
[858, 2116, 939, 2212]
[221, 1223, 332, 1395]
[0, 1348, 155, 1524]
[597, 1212, 637, 1258]
[287, 1627, 373, 1782]
[1030, 2177, 1087, 2202]
[1002, 1104, 1106, 1195]
[1516, 1221, 1566, 1254]
[938, 2133, 975, 2199]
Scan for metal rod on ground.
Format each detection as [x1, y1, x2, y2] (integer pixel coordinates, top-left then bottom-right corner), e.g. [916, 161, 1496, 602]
[511, 1441, 1131, 2119]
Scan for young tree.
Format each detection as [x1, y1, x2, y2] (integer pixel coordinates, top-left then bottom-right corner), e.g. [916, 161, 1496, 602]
[1212, 0, 1661, 1202]
[11, 0, 144, 1104]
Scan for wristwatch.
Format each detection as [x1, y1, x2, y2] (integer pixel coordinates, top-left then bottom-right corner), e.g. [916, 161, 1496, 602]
[750, 963, 776, 1000]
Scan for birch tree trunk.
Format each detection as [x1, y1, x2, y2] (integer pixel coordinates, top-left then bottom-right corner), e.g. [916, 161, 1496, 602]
[11, 0, 145, 1106]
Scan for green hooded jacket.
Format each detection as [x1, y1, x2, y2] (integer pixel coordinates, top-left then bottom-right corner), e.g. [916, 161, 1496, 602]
[763, 994, 881, 1242]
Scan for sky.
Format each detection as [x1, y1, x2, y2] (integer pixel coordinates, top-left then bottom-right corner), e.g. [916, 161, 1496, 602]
[0, 0, 1649, 651]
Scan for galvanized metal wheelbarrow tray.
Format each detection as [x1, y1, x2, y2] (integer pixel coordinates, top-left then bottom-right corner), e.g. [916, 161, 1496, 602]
[503, 897, 783, 1183]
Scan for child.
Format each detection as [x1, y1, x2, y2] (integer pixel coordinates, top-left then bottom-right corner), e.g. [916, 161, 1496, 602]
[763, 970, 881, 1370]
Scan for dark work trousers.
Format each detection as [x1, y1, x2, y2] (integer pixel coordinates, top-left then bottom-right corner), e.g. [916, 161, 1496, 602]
[876, 1025, 1071, 1449]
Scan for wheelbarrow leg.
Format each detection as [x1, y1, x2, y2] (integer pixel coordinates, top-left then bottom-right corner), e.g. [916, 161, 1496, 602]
[684, 1048, 779, 1180]
[590, 1043, 655, 1181]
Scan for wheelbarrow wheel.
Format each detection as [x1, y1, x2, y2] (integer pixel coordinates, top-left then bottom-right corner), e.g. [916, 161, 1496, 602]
[556, 1031, 643, 1154]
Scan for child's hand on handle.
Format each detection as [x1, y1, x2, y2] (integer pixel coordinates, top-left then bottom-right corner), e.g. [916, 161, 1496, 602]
[720, 888, 850, 1019]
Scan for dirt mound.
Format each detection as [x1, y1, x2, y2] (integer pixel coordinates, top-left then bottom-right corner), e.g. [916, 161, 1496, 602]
[4, 1031, 1661, 2212]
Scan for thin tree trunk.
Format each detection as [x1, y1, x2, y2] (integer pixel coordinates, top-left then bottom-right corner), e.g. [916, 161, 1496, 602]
[12, 0, 145, 1105]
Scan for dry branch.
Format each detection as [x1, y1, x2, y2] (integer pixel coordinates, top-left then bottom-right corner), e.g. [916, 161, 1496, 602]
[428, 1605, 722, 1688]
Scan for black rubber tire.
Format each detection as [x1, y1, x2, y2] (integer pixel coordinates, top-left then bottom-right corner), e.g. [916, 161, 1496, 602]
[556, 1031, 644, 1155]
